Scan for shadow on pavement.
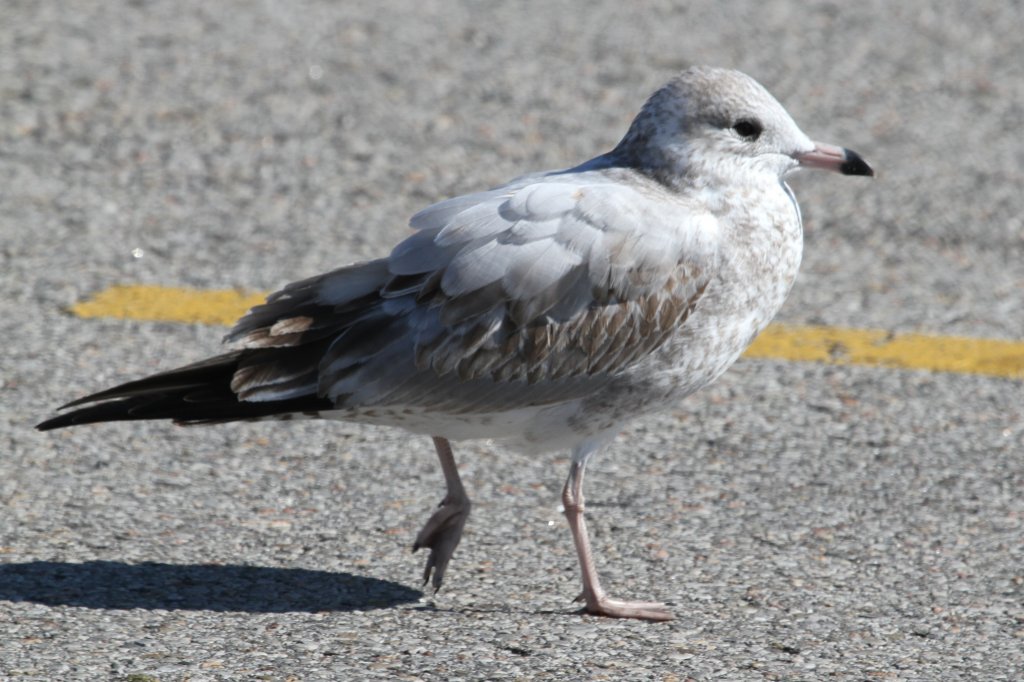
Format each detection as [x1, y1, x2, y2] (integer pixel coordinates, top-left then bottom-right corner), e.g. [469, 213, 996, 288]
[0, 560, 422, 612]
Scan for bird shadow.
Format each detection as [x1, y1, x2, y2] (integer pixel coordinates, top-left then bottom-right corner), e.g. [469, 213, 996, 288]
[0, 560, 422, 613]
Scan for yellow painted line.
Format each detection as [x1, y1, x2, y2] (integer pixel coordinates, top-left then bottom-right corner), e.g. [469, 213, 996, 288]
[745, 325, 1024, 380]
[71, 284, 267, 327]
[70, 284, 1024, 380]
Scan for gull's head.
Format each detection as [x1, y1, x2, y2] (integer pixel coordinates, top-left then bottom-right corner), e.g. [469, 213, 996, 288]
[614, 66, 873, 186]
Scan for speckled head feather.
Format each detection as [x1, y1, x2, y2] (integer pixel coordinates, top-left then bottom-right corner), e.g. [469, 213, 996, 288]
[613, 66, 815, 186]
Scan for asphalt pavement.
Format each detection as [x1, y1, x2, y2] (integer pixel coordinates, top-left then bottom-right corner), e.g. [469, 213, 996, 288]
[2, 1, 1022, 680]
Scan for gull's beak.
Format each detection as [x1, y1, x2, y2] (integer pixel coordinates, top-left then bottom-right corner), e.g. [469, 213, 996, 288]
[795, 142, 874, 177]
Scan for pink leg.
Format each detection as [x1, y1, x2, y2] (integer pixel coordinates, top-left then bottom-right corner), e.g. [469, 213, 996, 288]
[413, 436, 471, 591]
[562, 459, 673, 621]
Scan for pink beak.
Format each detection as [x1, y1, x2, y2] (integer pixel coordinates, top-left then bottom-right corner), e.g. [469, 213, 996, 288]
[796, 142, 874, 176]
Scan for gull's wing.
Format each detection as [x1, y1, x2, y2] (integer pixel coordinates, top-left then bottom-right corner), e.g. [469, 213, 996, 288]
[227, 168, 720, 414]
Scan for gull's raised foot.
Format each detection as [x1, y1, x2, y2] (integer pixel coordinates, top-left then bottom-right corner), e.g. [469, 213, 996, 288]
[575, 592, 674, 622]
[412, 493, 471, 591]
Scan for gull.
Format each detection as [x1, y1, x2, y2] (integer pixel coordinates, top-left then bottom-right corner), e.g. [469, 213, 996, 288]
[38, 66, 873, 621]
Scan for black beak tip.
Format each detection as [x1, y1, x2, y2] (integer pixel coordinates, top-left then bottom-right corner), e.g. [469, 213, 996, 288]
[840, 148, 874, 177]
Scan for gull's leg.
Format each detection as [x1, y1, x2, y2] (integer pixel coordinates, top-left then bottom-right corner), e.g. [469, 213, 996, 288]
[562, 446, 673, 621]
[413, 436, 471, 591]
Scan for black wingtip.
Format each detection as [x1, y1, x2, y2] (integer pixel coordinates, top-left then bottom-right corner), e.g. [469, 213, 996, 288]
[35, 416, 65, 432]
[35, 408, 103, 431]
[840, 148, 875, 177]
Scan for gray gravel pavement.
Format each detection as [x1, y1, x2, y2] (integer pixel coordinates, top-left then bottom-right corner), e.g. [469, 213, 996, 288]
[2, 1, 1022, 680]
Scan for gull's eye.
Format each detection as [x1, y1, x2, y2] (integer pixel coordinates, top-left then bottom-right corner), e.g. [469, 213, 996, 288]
[732, 119, 763, 141]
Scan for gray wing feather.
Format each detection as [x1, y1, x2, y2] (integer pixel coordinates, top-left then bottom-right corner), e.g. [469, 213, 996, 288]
[223, 168, 720, 413]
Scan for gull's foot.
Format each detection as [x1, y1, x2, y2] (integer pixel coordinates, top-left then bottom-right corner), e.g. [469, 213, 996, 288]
[412, 493, 471, 591]
[575, 593, 674, 622]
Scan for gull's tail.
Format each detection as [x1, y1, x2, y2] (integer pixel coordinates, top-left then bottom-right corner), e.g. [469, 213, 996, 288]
[35, 352, 333, 431]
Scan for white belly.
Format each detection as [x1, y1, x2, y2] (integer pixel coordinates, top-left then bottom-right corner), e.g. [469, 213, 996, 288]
[322, 399, 595, 453]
